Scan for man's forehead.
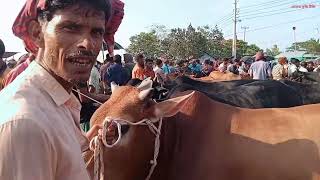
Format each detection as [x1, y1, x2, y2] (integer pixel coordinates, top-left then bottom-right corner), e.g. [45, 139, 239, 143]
[49, 7, 106, 27]
[54, 3, 106, 20]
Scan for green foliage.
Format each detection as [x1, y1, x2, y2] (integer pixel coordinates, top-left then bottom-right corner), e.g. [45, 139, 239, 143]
[127, 31, 161, 58]
[286, 39, 320, 54]
[127, 24, 262, 60]
[266, 45, 281, 57]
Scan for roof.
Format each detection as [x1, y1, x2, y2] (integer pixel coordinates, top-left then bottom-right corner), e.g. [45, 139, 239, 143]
[275, 51, 307, 60]
[102, 42, 124, 51]
[3, 52, 19, 58]
[303, 54, 319, 58]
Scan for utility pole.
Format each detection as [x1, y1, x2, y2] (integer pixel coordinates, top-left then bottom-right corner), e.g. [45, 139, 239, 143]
[293, 27, 297, 51]
[232, 0, 239, 59]
[241, 26, 249, 42]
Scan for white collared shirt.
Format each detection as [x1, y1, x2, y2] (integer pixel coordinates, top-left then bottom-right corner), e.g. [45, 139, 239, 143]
[0, 61, 90, 180]
[299, 66, 308, 72]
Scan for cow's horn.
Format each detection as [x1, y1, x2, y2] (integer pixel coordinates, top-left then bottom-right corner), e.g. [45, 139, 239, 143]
[137, 78, 153, 91]
[111, 82, 120, 93]
[138, 88, 153, 100]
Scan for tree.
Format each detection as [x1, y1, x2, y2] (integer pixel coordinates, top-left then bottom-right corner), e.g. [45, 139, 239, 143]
[162, 24, 209, 60]
[127, 24, 261, 60]
[246, 44, 261, 56]
[220, 39, 261, 58]
[199, 25, 224, 57]
[266, 45, 281, 57]
[127, 31, 161, 58]
[286, 39, 320, 54]
[150, 24, 169, 40]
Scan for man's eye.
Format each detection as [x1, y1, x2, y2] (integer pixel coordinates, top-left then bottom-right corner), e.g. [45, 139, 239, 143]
[64, 25, 78, 31]
[92, 30, 104, 37]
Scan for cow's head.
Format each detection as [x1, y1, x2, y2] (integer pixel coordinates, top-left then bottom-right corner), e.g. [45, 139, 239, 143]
[89, 79, 194, 180]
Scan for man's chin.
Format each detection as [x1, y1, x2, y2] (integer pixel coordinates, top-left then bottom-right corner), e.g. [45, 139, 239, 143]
[68, 78, 89, 85]
[64, 75, 89, 85]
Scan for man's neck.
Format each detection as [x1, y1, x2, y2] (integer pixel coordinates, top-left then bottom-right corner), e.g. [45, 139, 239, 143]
[36, 51, 73, 93]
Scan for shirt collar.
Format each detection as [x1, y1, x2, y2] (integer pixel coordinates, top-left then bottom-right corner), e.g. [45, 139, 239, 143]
[25, 61, 80, 108]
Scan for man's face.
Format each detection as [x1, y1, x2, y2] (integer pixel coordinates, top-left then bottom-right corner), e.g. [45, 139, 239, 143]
[307, 63, 314, 68]
[145, 62, 154, 69]
[39, 4, 105, 84]
[137, 58, 145, 66]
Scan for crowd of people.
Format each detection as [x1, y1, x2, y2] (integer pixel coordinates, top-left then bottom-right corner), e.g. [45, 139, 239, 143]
[82, 51, 320, 99]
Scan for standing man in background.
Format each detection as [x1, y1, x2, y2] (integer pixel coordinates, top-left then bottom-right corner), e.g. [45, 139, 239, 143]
[132, 53, 145, 80]
[249, 52, 272, 80]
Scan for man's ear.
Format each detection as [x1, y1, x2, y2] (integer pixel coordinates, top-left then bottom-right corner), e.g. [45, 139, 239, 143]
[28, 20, 45, 48]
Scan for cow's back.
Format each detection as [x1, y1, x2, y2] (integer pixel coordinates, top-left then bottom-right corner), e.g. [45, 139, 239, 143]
[209, 71, 241, 81]
[166, 79, 303, 108]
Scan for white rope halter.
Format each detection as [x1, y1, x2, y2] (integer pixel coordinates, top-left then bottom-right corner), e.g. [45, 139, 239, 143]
[89, 117, 163, 180]
[72, 89, 104, 105]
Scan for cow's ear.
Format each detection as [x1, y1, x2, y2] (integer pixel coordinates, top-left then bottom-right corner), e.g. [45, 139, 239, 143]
[111, 82, 120, 93]
[154, 91, 195, 118]
[137, 78, 153, 91]
[139, 88, 153, 100]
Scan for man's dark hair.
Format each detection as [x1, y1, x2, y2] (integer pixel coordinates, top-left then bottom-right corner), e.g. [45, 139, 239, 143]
[291, 58, 300, 64]
[155, 59, 163, 66]
[223, 58, 229, 62]
[177, 60, 184, 67]
[145, 58, 153, 63]
[0, 39, 5, 58]
[38, 0, 111, 22]
[135, 53, 144, 61]
[124, 53, 133, 63]
[300, 62, 307, 68]
[196, 59, 200, 64]
[105, 54, 113, 63]
[114, 54, 122, 64]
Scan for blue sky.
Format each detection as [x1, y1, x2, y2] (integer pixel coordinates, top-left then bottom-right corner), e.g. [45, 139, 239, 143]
[1, 0, 319, 53]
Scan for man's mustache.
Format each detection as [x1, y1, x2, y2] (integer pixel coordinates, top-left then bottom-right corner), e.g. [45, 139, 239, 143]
[66, 50, 97, 59]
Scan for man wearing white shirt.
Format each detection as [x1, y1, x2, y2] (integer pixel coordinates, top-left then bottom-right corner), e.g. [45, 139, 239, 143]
[154, 59, 166, 85]
[0, 0, 114, 179]
[288, 58, 300, 76]
[299, 62, 309, 72]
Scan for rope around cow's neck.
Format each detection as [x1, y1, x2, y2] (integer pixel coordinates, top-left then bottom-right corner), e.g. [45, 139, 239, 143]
[89, 117, 163, 180]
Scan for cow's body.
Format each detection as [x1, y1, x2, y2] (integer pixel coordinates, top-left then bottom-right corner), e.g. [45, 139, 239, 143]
[87, 80, 320, 180]
[152, 92, 320, 180]
[291, 71, 320, 84]
[208, 71, 242, 81]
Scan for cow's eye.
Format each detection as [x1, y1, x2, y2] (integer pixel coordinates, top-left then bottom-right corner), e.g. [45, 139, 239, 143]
[121, 124, 130, 135]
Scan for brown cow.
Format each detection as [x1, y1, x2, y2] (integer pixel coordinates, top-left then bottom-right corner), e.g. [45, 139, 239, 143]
[87, 79, 320, 180]
[200, 71, 251, 82]
[209, 71, 242, 81]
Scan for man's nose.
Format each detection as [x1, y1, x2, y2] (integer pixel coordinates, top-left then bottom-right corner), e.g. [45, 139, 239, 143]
[77, 36, 94, 50]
